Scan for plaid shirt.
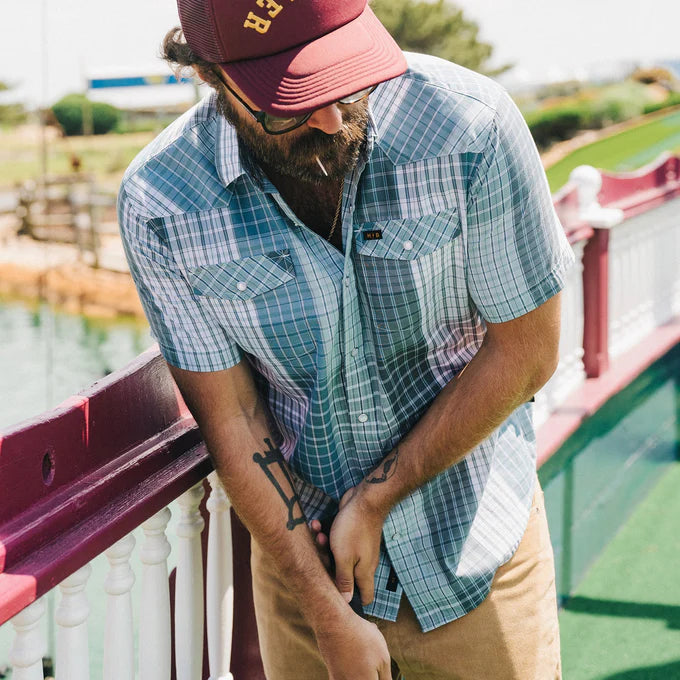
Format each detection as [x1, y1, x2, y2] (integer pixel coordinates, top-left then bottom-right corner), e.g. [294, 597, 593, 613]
[119, 53, 574, 631]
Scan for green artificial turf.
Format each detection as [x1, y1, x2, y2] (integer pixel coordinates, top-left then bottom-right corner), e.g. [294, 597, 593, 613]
[559, 462, 680, 679]
[546, 109, 680, 192]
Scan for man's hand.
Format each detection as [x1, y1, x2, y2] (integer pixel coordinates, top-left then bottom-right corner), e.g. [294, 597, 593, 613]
[316, 607, 392, 680]
[330, 485, 387, 606]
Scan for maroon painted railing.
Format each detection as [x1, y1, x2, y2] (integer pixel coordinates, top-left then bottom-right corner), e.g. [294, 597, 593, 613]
[0, 152, 678, 675]
[599, 153, 680, 217]
[555, 154, 680, 378]
[0, 347, 264, 678]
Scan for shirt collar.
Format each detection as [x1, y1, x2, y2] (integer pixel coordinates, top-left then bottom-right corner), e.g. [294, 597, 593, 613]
[214, 107, 249, 189]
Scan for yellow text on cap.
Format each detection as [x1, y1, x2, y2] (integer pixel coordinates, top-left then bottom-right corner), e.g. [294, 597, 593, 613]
[244, 0, 294, 34]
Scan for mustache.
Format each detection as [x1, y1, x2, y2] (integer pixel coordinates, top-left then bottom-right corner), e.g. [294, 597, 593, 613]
[289, 104, 368, 153]
[289, 128, 345, 155]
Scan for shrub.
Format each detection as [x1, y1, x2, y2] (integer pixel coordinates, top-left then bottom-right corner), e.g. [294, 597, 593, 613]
[643, 92, 680, 114]
[583, 82, 647, 127]
[525, 106, 588, 149]
[0, 103, 27, 126]
[524, 81, 658, 148]
[51, 94, 120, 136]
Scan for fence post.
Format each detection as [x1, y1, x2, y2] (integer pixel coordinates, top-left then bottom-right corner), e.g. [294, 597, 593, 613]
[103, 534, 136, 680]
[571, 166, 624, 378]
[139, 507, 173, 680]
[175, 484, 206, 680]
[10, 597, 47, 680]
[56, 563, 92, 680]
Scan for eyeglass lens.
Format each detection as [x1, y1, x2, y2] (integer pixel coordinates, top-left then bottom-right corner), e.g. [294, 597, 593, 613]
[262, 86, 377, 133]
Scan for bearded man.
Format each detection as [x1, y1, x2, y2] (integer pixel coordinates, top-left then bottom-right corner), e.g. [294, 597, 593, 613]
[118, 1, 573, 677]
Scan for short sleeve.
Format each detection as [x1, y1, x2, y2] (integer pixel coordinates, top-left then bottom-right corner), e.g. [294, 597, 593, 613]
[465, 91, 575, 323]
[117, 189, 243, 371]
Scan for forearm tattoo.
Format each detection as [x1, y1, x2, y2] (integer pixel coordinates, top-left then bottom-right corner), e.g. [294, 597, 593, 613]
[365, 447, 400, 484]
[252, 438, 306, 530]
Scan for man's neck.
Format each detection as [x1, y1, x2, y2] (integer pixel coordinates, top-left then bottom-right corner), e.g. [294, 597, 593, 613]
[265, 166, 345, 249]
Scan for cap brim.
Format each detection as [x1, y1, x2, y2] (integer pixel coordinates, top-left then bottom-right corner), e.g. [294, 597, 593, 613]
[221, 6, 407, 116]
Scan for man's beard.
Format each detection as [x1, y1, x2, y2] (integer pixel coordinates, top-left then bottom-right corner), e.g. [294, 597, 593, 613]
[217, 91, 369, 183]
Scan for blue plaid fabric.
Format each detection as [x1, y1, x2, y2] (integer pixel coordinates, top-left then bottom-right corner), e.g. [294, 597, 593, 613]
[119, 53, 574, 631]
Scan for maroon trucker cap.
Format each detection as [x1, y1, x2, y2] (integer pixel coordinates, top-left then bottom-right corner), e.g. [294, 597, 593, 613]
[176, 0, 407, 116]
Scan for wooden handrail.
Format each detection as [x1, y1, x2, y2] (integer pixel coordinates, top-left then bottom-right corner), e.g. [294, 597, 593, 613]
[0, 347, 210, 624]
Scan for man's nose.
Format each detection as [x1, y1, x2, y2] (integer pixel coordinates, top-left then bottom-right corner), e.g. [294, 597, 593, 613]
[306, 103, 344, 134]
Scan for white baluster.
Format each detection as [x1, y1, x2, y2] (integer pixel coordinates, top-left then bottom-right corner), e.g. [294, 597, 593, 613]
[103, 533, 136, 680]
[56, 564, 92, 680]
[175, 484, 206, 680]
[139, 508, 172, 680]
[570, 165, 624, 228]
[10, 597, 47, 680]
[207, 472, 234, 680]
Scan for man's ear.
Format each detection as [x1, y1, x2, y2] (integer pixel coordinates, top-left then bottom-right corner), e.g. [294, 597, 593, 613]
[193, 66, 213, 85]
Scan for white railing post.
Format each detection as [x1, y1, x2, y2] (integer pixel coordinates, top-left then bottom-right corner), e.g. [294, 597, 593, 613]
[103, 533, 136, 680]
[55, 563, 92, 680]
[175, 483, 206, 680]
[139, 507, 172, 680]
[571, 165, 624, 229]
[534, 238, 587, 426]
[10, 597, 47, 680]
[207, 472, 234, 680]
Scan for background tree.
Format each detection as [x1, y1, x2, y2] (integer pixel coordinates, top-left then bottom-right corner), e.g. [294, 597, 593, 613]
[51, 94, 120, 136]
[371, 0, 510, 76]
[0, 80, 27, 126]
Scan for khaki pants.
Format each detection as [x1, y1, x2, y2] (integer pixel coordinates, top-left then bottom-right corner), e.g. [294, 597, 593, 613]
[251, 480, 561, 679]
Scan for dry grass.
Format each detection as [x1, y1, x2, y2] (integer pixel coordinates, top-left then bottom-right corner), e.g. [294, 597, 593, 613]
[0, 126, 156, 193]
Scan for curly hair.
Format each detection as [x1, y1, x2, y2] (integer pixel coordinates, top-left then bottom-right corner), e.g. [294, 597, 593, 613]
[161, 27, 223, 90]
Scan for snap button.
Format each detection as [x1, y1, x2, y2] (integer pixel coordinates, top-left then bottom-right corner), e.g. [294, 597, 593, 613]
[403, 240, 413, 251]
[358, 413, 368, 423]
[236, 282, 247, 292]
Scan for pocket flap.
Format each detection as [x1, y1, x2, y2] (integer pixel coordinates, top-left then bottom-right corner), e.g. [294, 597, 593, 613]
[356, 214, 460, 260]
[188, 249, 295, 301]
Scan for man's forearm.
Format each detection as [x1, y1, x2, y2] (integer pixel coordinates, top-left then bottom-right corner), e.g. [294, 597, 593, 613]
[169, 364, 349, 632]
[209, 412, 349, 628]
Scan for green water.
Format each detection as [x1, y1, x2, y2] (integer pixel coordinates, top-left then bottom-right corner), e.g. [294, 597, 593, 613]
[0, 299, 152, 430]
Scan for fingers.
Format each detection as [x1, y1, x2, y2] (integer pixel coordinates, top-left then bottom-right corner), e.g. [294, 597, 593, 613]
[333, 550, 355, 603]
[308, 520, 332, 572]
[308, 519, 328, 546]
[355, 560, 376, 606]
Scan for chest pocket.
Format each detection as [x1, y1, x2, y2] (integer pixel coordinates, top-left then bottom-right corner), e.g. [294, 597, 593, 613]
[355, 213, 460, 260]
[189, 250, 295, 301]
[188, 249, 317, 375]
[354, 213, 463, 360]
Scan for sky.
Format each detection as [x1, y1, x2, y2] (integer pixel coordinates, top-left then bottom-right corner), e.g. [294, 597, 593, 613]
[2, 0, 679, 108]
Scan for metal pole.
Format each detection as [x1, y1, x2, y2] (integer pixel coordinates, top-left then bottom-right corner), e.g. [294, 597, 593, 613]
[40, 0, 48, 183]
[40, 0, 57, 668]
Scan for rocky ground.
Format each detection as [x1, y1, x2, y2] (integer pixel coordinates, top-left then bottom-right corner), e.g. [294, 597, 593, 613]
[0, 213, 144, 319]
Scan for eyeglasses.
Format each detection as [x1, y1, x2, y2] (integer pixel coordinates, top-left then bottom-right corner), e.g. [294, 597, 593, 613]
[216, 71, 376, 135]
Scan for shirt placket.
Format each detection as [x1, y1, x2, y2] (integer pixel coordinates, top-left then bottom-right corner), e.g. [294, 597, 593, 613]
[340, 169, 382, 479]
